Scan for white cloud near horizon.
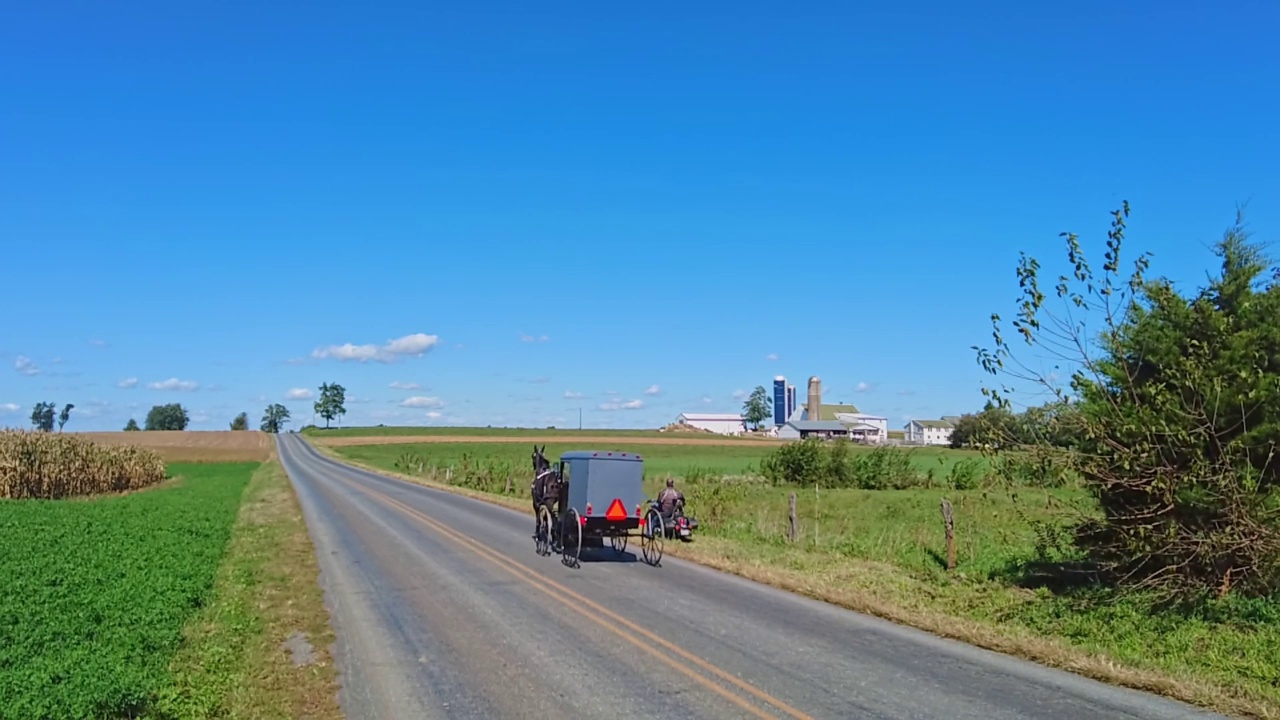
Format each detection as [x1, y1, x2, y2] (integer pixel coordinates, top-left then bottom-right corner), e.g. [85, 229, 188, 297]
[765, 353, 779, 361]
[564, 390, 584, 399]
[286, 388, 314, 400]
[731, 389, 748, 400]
[519, 333, 550, 343]
[426, 411, 443, 419]
[400, 396, 445, 409]
[855, 382, 871, 392]
[643, 384, 661, 396]
[598, 399, 644, 411]
[312, 332, 439, 363]
[117, 378, 139, 389]
[0, 403, 20, 413]
[14, 356, 39, 376]
[389, 381, 423, 390]
[148, 378, 198, 391]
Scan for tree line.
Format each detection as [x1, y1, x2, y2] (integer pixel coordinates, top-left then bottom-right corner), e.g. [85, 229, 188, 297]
[22, 381, 349, 435]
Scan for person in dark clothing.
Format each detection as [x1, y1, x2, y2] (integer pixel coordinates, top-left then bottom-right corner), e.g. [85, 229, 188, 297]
[657, 476, 684, 517]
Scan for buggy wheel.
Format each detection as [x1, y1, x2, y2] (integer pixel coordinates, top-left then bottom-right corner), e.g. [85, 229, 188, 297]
[535, 505, 553, 556]
[561, 508, 582, 568]
[641, 509, 664, 566]
[609, 532, 628, 554]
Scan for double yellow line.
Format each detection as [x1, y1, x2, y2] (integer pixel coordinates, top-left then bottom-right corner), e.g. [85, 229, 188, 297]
[317, 457, 815, 720]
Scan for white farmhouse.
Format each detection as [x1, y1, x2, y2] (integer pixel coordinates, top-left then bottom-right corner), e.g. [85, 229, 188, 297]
[835, 412, 889, 444]
[904, 419, 955, 446]
[673, 412, 747, 436]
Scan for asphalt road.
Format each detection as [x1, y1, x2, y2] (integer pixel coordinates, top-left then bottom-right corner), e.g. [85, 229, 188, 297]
[276, 433, 1227, 720]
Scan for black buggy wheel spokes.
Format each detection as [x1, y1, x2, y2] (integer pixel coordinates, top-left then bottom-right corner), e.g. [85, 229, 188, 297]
[561, 508, 582, 568]
[641, 508, 664, 567]
[609, 531, 628, 554]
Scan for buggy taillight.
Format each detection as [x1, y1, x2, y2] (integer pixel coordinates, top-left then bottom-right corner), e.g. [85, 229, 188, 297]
[635, 504, 642, 517]
[585, 502, 593, 516]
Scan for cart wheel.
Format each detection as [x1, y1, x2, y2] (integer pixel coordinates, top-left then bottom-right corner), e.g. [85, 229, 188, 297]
[641, 509, 664, 566]
[561, 508, 582, 568]
[535, 505, 553, 557]
[609, 532, 628, 554]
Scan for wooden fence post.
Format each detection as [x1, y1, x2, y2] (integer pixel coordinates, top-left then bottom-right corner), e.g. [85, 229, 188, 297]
[787, 493, 798, 543]
[446, 466, 453, 483]
[504, 475, 512, 494]
[940, 498, 956, 571]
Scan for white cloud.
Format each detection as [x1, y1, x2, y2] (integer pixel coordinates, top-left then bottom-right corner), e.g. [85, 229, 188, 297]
[148, 378, 198, 391]
[286, 388, 314, 400]
[117, 378, 139, 389]
[643, 384, 661, 396]
[855, 382, 871, 393]
[14, 356, 39, 376]
[530, 376, 551, 384]
[765, 353, 779, 361]
[190, 411, 212, 423]
[519, 333, 550, 343]
[0, 403, 20, 414]
[564, 390, 584, 399]
[598, 399, 644, 411]
[346, 395, 372, 404]
[400, 396, 445, 409]
[426, 411, 443, 419]
[389, 381, 422, 390]
[311, 332, 439, 363]
[731, 389, 748, 400]
[700, 395, 714, 404]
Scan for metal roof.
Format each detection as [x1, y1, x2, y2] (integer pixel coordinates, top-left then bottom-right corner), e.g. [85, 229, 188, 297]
[560, 450, 644, 461]
[786, 420, 848, 432]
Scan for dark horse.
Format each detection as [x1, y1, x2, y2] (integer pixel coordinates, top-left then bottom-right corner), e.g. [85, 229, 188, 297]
[530, 444, 562, 539]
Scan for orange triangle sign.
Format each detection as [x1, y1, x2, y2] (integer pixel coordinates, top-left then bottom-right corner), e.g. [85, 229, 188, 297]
[604, 498, 627, 521]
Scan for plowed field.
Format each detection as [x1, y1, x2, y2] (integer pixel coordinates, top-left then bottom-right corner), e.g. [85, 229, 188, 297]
[73, 431, 275, 462]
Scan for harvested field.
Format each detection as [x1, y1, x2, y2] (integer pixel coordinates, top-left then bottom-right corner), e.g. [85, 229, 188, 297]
[73, 431, 276, 462]
[313, 433, 786, 448]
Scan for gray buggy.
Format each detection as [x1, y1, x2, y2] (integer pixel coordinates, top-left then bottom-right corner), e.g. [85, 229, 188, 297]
[534, 450, 665, 568]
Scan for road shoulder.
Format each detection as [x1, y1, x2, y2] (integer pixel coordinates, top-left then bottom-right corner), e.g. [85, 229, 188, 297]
[158, 457, 343, 719]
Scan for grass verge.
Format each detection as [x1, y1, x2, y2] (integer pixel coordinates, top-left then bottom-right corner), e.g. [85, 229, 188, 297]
[0, 462, 253, 720]
[155, 459, 342, 719]
[317, 441, 1280, 719]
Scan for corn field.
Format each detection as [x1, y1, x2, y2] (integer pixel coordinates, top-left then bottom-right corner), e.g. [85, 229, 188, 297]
[0, 430, 167, 499]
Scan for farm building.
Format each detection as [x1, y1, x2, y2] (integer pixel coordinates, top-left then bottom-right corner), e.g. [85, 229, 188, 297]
[672, 412, 747, 436]
[776, 420, 850, 440]
[904, 419, 955, 446]
[834, 412, 889, 443]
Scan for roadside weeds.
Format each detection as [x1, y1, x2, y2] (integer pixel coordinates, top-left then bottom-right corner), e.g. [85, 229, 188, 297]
[157, 456, 343, 719]
[315, 442, 1276, 720]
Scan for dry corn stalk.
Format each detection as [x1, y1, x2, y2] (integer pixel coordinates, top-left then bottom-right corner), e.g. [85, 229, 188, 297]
[0, 430, 167, 499]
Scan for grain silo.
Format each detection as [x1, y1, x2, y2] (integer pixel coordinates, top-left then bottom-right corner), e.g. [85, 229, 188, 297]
[807, 376, 821, 421]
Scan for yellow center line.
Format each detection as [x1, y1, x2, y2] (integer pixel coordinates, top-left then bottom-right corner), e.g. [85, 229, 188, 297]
[312, 456, 814, 720]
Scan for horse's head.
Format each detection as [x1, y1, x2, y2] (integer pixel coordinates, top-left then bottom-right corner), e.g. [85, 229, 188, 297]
[531, 444, 550, 475]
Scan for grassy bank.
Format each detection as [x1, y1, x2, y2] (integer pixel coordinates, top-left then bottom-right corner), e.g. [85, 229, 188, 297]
[158, 460, 342, 719]
[0, 462, 254, 719]
[326, 440, 1280, 718]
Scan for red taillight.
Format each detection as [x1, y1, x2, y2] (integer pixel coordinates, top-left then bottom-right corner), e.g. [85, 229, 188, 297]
[580, 516, 588, 525]
[635, 504, 642, 517]
[638, 518, 646, 528]
[585, 502, 593, 516]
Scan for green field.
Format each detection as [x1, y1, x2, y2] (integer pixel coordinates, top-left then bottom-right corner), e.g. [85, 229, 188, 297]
[300, 424, 763, 439]
[0, 462, 254, 719]
[333, 439, 989, 482]
[328, 437, 1280, 716]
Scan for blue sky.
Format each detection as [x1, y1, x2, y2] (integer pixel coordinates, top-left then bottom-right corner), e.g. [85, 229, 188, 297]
[2, 1, 1278, 431]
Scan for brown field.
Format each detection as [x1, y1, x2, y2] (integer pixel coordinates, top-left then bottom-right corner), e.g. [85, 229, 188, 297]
[73, 431, 276, 462]
[312, 433, 787, 448]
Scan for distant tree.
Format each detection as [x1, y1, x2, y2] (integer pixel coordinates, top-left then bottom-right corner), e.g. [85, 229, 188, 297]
[123, 418, 141, 431]
[30, 402, 55, 432]
[260, 403, 290, 434]
[742, 385, 773, 430]
[57, 403, 74, 432]
[229, 412, 249, 431]
[314, 382, 346, 429]
[145, 403, 190, 431]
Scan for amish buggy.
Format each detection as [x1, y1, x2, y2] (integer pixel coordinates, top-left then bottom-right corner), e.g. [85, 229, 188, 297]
[530, 445, 664, 568]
